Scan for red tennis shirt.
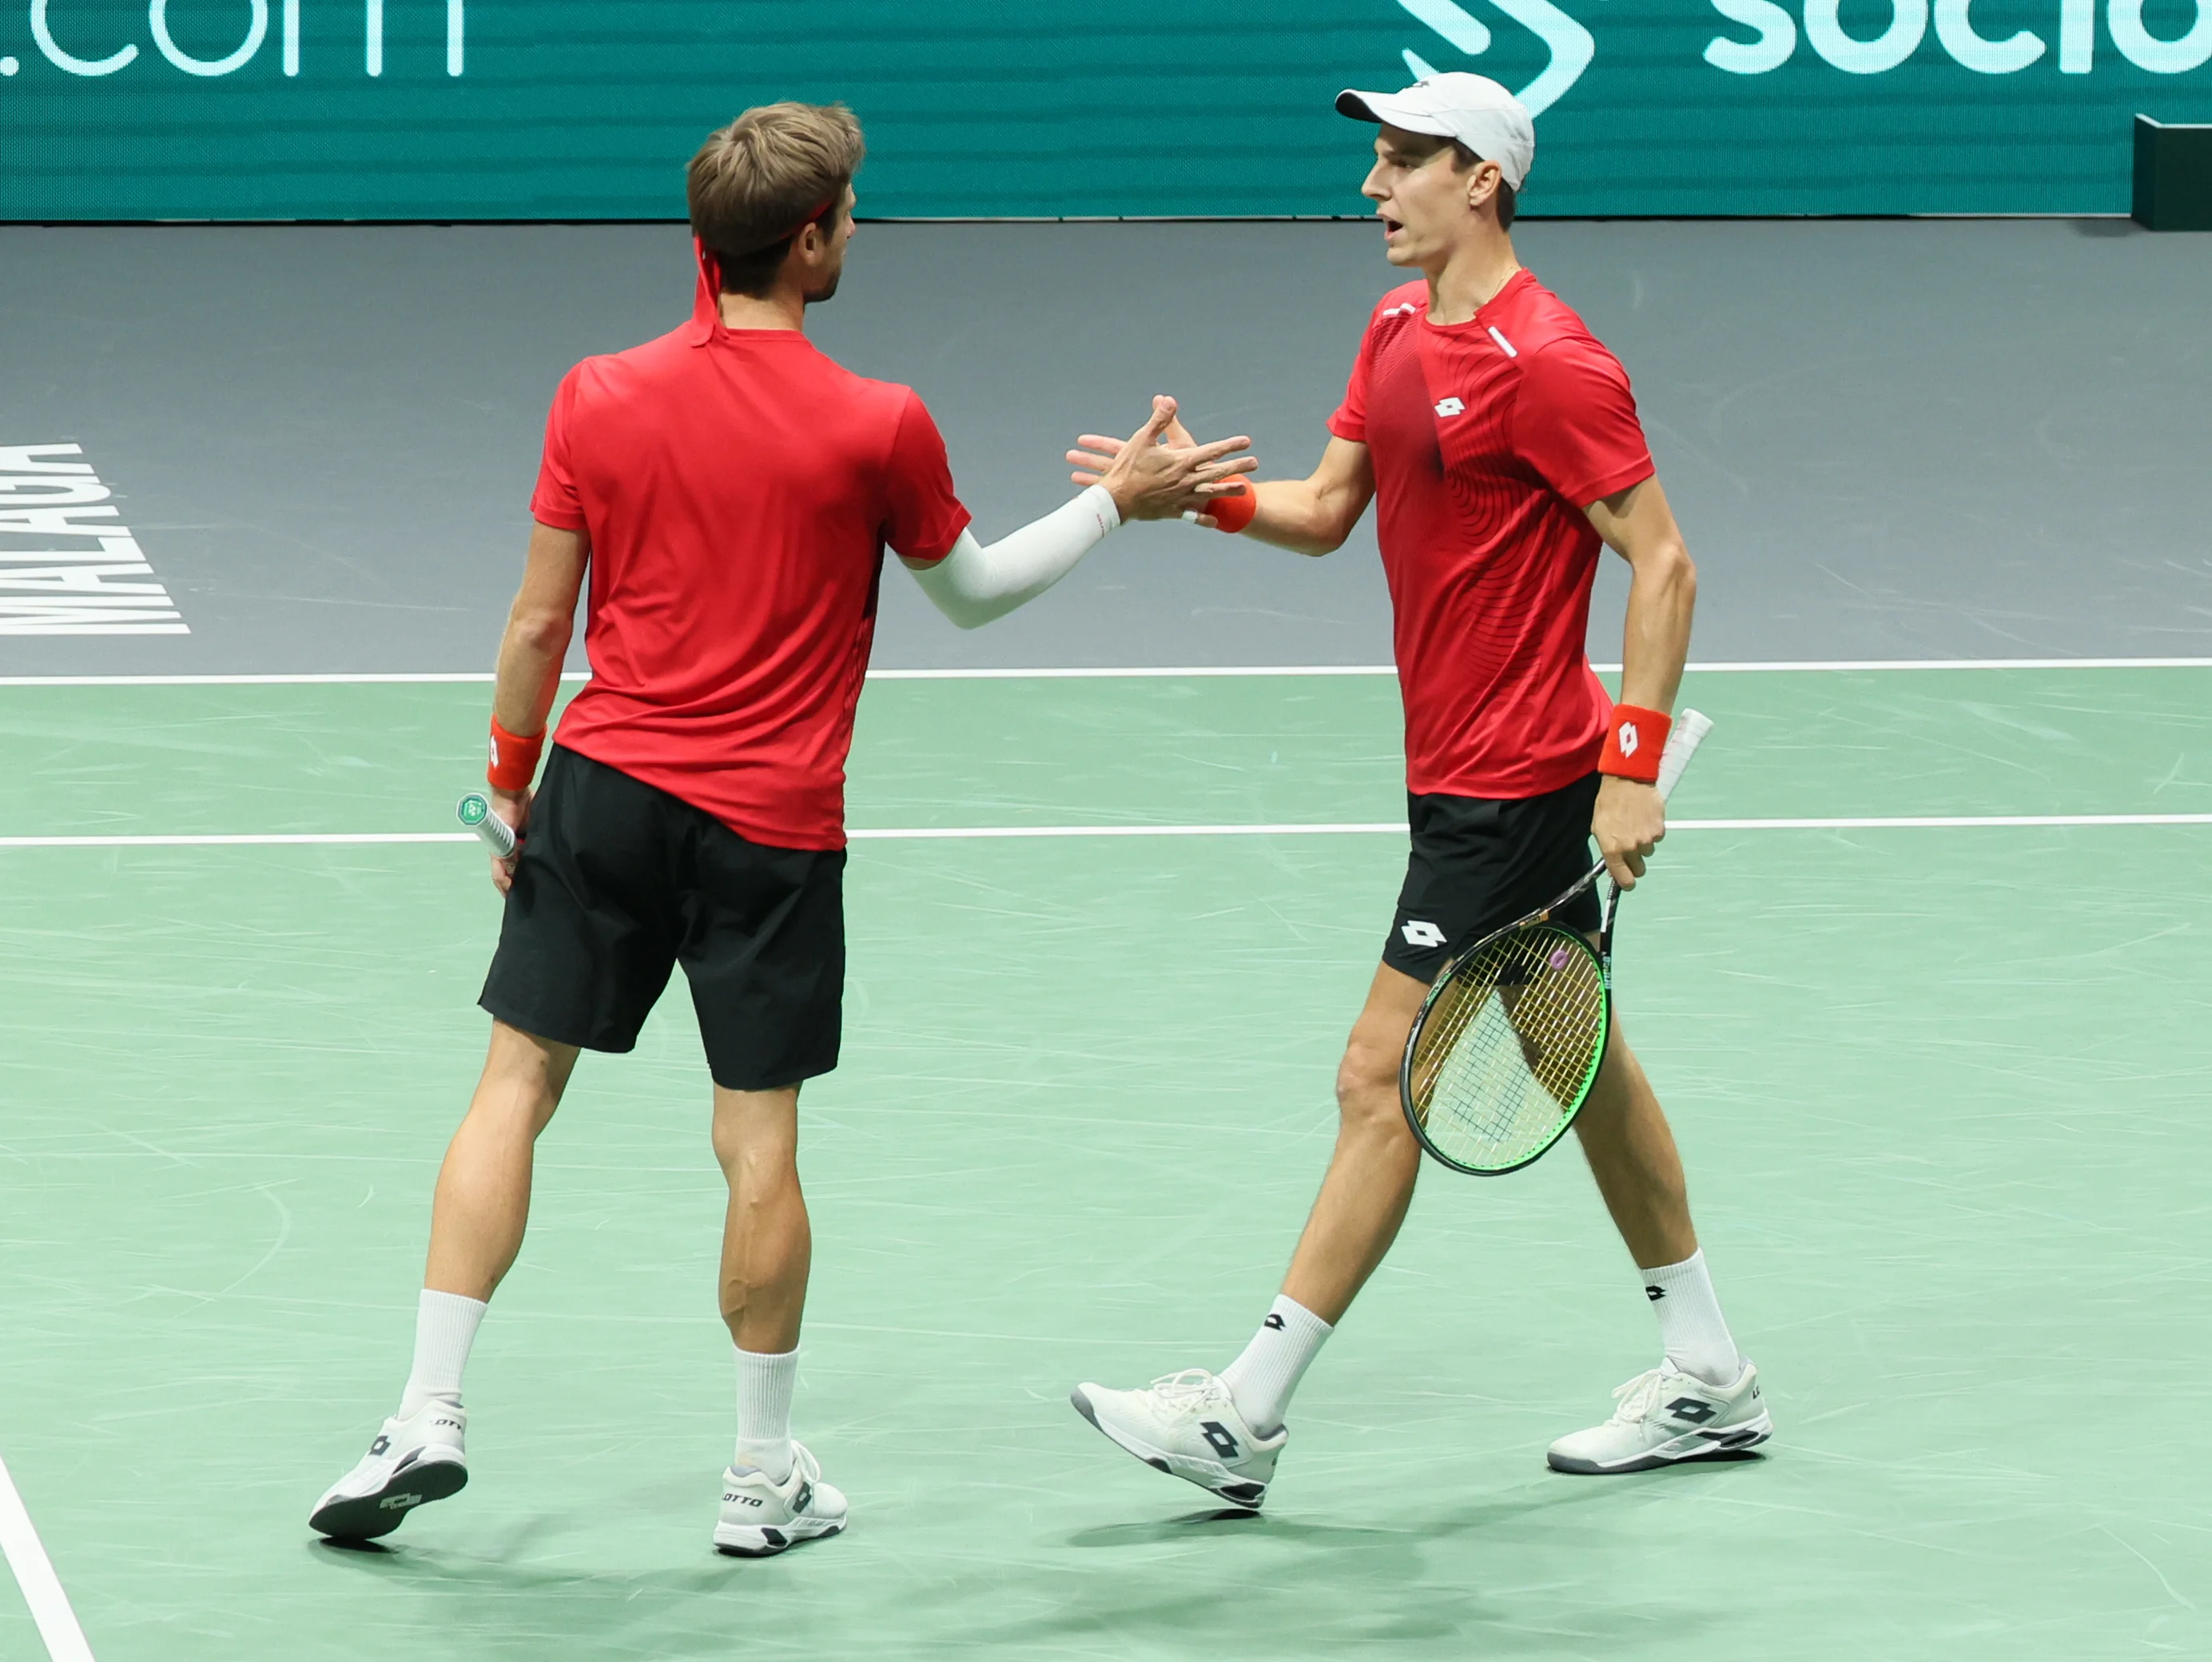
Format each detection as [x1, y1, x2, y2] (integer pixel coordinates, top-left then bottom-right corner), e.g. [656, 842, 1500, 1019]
[1329, 270, 1654, 801]
[530, 249, 972, 850]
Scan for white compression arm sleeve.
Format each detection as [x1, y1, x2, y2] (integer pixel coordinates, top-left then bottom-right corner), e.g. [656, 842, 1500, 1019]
[898, 484, 1120, 630]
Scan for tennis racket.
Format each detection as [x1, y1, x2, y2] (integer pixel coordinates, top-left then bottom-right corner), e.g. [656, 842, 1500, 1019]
[457, 792, 517, 860]
[1398, 710, 1713, 1176]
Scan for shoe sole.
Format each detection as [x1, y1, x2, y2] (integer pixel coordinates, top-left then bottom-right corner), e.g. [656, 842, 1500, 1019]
[310, 1454, 468, 1541]
[1068, 1386, 1270, 1509]
[1547, 1413, 1774, 1475]
[713, 1518, 845, 1557]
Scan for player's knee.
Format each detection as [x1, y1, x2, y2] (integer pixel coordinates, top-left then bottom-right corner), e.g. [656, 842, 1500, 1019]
[711, 1122, 798, 1185]
[1334, 1040, 1402, 1131]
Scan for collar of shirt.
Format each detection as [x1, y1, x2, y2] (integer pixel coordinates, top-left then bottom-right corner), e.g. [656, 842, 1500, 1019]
[1422, 265, 1534, 335]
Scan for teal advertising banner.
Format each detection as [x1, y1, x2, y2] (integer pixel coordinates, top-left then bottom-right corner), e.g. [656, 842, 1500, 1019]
[1, 1, 2207, 219]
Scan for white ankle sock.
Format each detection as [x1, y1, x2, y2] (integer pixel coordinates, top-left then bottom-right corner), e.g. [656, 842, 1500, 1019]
[1641, 1250, 1744, 1387]
[735, 1346, 798, 1482]
[399, 1290, 487, 1417]
[1219, 1295, 1333, 1437]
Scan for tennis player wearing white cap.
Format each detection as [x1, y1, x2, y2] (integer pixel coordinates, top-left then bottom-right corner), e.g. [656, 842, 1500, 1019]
[1066, 73, 1771, 1506]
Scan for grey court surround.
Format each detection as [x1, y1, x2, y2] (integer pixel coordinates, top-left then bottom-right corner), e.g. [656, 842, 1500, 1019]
[1, 217, 2206, 675]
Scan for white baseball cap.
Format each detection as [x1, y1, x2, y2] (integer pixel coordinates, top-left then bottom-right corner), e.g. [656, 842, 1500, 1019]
[1335, 73, 1535, 190]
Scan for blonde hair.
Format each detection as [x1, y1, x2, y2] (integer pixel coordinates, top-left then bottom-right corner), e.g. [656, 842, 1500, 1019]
[688, 102, 866, 296]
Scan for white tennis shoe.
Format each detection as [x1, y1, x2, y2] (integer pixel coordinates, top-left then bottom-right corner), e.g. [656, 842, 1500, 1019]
[712, 1442, 848, 1557]
[308, 1400, 468, 1540]
[1546, 1361, 1772, 1474]
[1070, 1370, 1286, 1509]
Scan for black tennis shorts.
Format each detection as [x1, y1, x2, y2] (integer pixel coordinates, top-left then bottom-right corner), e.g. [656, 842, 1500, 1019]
[1382, 772, 1603, 984]
[479, 746, 845, 1091]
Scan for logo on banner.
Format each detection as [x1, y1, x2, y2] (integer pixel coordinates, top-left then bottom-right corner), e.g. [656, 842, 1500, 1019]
[11, 1, 467, 78]
[1397, 0, 1596, 113]
[1393, 0, 2209, 121]
[1704, 0, 2211, 77]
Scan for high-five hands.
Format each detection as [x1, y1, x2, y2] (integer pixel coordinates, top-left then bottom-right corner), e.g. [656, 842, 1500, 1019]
[1069, 396, 1255, 523]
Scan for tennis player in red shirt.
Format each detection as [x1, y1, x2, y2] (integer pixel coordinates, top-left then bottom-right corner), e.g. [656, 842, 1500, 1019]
[1068, 74, 1770, 1506]
[309, 101, 1251, 1553]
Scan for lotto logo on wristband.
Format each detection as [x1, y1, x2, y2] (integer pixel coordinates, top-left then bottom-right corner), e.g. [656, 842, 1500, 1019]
[1601, 705, 1669, 783]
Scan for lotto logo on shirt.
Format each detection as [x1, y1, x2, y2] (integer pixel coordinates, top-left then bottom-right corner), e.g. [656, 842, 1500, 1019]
[1434, 397, 1466, 418]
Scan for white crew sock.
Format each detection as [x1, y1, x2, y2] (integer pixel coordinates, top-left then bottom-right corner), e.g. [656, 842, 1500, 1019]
[399, 1290, 487, 1417]
[735, 1346, 799, 1483]
[1219, 1295, 1334, 1437]
[1641, 1250, 1744, 1387]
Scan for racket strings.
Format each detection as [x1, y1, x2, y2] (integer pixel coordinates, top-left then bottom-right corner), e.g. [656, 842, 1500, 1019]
[1410, 926, 1607, 1170]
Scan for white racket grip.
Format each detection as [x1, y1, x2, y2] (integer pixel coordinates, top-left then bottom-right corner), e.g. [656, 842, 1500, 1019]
[457, 793, 518, 860]
[1653, 710, 1713, 802]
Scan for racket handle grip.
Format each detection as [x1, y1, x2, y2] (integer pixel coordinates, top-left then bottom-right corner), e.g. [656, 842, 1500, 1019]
[457, 792, 518, 860]
[1654, 709, 1713, 802]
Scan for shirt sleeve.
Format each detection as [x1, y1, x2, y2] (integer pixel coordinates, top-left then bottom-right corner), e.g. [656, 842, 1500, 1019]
[881, 391, 973, 567]
[1510, 338, 1656, 507]
[528, 367, 587, 531]
[1327, 324, 1376, 443]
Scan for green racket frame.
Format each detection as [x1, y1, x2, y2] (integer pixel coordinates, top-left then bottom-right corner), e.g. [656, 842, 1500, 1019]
[1398, 875, 1618, 1176]
[1395, 707, 1712, 1178]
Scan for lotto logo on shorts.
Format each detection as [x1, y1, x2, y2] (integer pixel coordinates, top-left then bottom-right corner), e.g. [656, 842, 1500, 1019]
[1401, 920, 1446, 948]
[1433, 397, 1465, 418]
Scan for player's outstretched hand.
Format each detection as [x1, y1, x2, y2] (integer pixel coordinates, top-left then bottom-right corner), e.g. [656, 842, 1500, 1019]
[1068, 396, 1255, 522]
[488, 785, 531, 895]
[1592, 774, 1665, 890]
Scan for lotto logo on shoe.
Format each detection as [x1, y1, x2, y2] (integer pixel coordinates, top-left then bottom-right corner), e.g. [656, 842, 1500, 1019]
[380, 1493, 424, 1512]
[726, 1491, 763, 1508]
[1198, 1421, 1242, 1461]
[1401, 920, 1446, 948]
[1433, 397, 1465, 418]
[1665, 1397, 1719, 1424]
[1619, 722, 1641, 757]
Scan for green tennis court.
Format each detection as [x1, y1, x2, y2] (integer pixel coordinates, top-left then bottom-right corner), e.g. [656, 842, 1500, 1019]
[3, 666, 2206, 1660]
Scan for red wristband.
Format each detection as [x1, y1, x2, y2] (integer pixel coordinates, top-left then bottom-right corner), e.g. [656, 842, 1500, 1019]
[1598, 705, 1670, 784]
[1207, 479, 1258, 534]
[487, 718, 545, 792]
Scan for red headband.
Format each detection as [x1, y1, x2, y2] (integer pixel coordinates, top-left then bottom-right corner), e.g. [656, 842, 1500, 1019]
[755, 197, 837, 251]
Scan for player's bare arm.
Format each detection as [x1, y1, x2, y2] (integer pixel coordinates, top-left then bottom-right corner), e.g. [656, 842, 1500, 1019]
[484, 521, 588, 892]
[1585, 475, 1696, 889]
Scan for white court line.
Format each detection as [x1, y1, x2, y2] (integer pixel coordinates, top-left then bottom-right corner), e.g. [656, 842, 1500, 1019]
[0, 1453, 95, 1662]
[2, 815, 2209, 849]
[0, 833, 473, 848]
[4, 658, 2212, 688]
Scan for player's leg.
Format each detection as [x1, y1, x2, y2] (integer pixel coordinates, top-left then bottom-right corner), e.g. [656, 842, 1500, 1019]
[310, 746, 677, 1541]
[1279, 962, 1431, 1322]
[711, 1082, 810, 1469]
[682, 825, 849, 1556]
[1070, 793, 1548, 1507]
[1570, 1024, 1696, 1272]
[306, 1024, 580, 1541]
[1546, 1019, 1771, 1473]
[1068, 962, 1425, 1508]
[425, 1020, 582, 1301]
